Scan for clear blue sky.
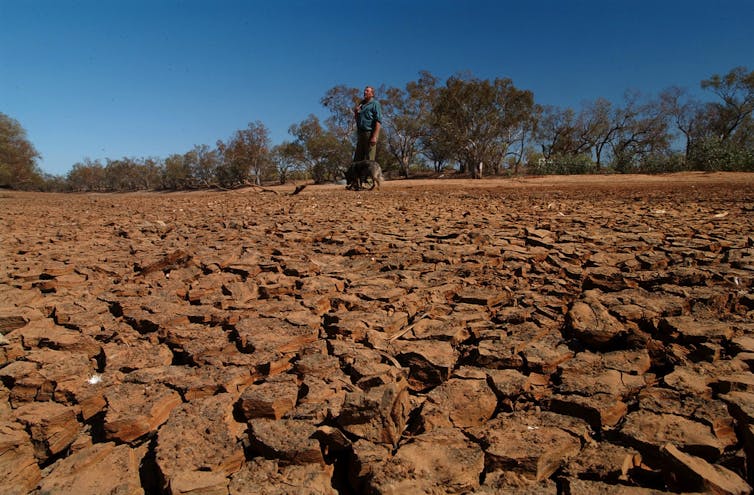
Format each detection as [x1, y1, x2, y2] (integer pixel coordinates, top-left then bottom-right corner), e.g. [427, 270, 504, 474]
[2, 0, 752, 176]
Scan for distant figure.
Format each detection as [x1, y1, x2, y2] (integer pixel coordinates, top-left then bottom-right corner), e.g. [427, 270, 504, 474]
[353, 86, 382, 162]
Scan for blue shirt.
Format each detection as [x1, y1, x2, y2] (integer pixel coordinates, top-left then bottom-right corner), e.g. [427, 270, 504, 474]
[356, 99, 382, 132]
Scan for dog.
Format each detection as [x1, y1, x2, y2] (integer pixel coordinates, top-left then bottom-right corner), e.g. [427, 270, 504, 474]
[345, 160, 384, 191]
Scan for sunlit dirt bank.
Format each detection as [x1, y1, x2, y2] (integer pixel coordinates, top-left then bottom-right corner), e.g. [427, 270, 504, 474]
[1, 172, 753, 494]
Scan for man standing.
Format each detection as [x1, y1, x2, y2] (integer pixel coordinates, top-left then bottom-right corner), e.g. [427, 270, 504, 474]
[353, 86, 382, 162]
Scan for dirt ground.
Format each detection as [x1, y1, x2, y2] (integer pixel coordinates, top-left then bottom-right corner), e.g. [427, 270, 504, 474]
[1, 172, 754, 494]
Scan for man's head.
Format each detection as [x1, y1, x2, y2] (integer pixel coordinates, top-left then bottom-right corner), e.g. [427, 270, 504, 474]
[363, 86, 374, 101]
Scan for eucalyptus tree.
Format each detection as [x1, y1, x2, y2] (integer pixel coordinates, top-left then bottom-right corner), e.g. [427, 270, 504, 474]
[535, 99, 613, 167]
[658, 67, 754, 170]
[103, 158, 142, 191]
[432, 74, 493, 173]
[67, 158, 105, 191]
[383, 71, 439, 177]
[534, 92, 674, 173]
[162, 153, 192, 189]
[432, 75, 534, 175]
[687, 66, 754, 169]
[137, 158, 162, 190]
[271, 141, 307, 184]
[576, 98, 613, 167]
[533, 105, 578, 159]
[0, 113, 42, 189]
[494, 81, 537, 175]
[288, 114, 351, 183]
[701, 66, 754, 144]
[608, 91, 673, 172]
[320, 84, 361, 143]
[421, 135, 453, 173]
[185, 144, 220, 188]
[216, 121, 272, 187]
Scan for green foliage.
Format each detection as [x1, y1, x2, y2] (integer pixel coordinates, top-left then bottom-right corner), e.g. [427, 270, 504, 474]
[67, 159, 105, 191]
[688, 137, 754, 171]
[185, 145, 219, 187]
[101, 157, 160, 191]
[432, 74, 535, 174]
[288, 115, 351, 183]
[216, 121, 272, 187]
[272, 142, 307, 184]
[634, 152, 689, 174]
[0, 113, 43, 189]
[162, 154, 192, 189]
[700, 66, 754, 143]
[383, 71, 439, 178]
[528, 153, 596, 175]
[320, 85, 361, 142]
[38, 173, 67, 192]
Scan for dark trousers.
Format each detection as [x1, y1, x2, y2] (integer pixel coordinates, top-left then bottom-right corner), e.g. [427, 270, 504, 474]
[354, 131, 376, 161]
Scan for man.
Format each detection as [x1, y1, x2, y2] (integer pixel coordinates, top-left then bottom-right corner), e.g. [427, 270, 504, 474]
[353, 86, 382, 162]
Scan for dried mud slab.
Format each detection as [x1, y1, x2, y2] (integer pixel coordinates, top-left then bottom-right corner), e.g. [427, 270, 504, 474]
[1, 172, 753, 494]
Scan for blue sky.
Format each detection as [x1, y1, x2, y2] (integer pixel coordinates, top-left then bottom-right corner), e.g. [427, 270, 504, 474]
[2, 0, 752, 176]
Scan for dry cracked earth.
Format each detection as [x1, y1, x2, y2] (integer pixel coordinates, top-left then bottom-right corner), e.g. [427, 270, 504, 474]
[2, 172, 754, 495]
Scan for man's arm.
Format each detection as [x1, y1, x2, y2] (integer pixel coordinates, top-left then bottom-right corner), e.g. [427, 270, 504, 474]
[370, 121, 381, 144]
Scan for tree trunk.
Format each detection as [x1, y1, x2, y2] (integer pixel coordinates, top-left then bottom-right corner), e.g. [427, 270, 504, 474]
[400, 157, 410, 179]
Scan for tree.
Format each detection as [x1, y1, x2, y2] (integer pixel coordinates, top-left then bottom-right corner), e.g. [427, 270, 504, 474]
[532, 91, 675, 173]
[433, 74, 495, 174]
[660, 86, 700, 163]
[320, 85, 361, 142]
[701, 66, 754, 143]
[39, 172, 67, 192]
[216, 121, 272, 187]
[535, 99, 615, 167]
[496, 83, 537, 174]
[577, 98, 613, 167]
[383, 71, 439, 178]
[678, 66, 754, 170]
[432, 74, 534, 175]
[139, 157, 162, 190]
[421, 134, 453, 173]
[185, 144, 219, 187]
[0, 113, 42, 189]
[162, 153, 192, 189]
[67, 158, 105, 191]
[271, 142, 307, 184]
[288, 115, 351, 183]
[608, 91, 673, 172]
[103, 157, 147, 191]
[534, 105, 578, 159]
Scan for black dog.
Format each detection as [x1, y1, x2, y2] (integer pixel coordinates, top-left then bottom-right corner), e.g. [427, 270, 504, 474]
[345, 160, 384, 191]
